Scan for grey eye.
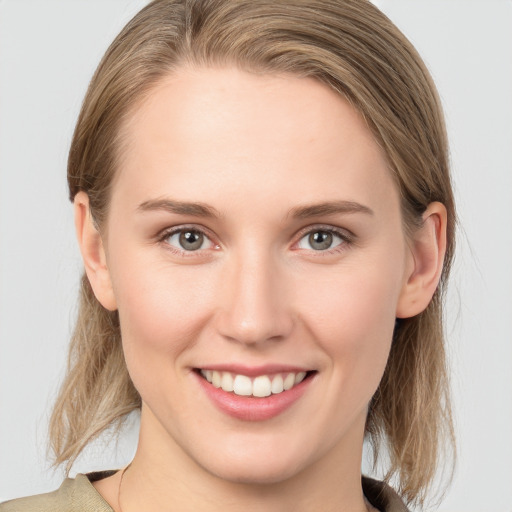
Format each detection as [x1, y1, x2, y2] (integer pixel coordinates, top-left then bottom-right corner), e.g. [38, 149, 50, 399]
[297, 230, 344, 251]
[166, 229, 212, 251]
[310, 231, 332, 250]
[179, 230, 204, 250]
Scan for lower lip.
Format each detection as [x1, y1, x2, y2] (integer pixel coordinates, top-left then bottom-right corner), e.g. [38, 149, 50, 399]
[194, 372, 314, 421]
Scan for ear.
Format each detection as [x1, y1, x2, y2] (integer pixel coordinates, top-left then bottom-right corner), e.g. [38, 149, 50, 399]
[74, 191, 117, 311]
[396, 201, 447, 319]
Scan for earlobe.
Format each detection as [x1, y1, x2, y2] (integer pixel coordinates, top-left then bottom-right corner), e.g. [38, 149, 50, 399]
[396, 202, 447, 319]
[74, 191, 117, 311]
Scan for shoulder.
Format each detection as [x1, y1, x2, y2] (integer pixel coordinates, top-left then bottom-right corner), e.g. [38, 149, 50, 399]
[362, 476, 411, 512]
[0, 472, 116, 512]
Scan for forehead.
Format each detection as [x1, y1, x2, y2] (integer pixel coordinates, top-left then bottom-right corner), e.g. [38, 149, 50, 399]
[113, 66, 398, 217]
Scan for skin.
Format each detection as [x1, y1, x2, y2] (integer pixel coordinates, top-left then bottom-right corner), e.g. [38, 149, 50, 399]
[75, 66, 447, 512]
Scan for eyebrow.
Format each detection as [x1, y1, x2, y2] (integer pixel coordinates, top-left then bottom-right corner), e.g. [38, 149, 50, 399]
[137, 198, 221, 218]
[288, 201, 374, 219]
[137, 198, 373, 220]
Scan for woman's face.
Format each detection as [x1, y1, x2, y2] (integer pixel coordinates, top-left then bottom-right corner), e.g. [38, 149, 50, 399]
[100, 67, 415, 483]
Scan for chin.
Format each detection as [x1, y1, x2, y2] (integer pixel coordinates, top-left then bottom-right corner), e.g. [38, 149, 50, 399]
[187, 435, 320, 486]
[202, 458, 306, 486]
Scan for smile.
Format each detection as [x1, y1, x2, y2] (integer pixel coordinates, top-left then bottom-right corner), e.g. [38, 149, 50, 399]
[195, 367, 316, 421]
[199, 369, 308, 397]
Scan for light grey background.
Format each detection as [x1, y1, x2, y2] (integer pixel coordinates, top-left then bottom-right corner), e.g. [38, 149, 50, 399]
[1, 1, 511, 510]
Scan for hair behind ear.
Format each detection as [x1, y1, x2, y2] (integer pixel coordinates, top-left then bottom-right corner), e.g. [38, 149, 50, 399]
[367, 295, 455, 504]
[48, 274, 140, 473]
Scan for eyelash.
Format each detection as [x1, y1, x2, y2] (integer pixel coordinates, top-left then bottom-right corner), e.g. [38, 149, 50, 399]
[157, 225, 219, 258]
[157, 224, 354, 256]
[293, 225, 354, 254]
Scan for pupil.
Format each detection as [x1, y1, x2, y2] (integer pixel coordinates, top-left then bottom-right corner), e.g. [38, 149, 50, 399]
[309, 231, 332, 250]
[179, 230, 203, 250]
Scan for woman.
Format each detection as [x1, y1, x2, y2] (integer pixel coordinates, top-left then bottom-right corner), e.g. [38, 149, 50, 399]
[0, 0, 455, 511]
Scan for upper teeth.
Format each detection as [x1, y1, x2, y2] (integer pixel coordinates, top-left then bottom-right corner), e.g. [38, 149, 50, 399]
[200, 370, 307, 397]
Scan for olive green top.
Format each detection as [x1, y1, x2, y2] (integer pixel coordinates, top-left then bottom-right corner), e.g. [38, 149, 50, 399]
[0, 472, 410, 512]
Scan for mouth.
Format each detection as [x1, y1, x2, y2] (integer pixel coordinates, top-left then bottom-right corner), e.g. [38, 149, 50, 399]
[196, 368, 315, 398]
[193, 364, 317, 420]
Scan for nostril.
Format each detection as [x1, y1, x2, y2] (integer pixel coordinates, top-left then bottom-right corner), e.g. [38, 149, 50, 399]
[216, 307, 295, 346]
[214, 264, 294, 345]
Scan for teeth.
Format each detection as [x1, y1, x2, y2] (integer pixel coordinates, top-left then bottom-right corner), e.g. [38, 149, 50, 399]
[200, 369, 308, 397]
[221, 372, 234, 392]
[295, 371, 307, 384]
[283, 373, 295, 390]
[253, 376, 272, 397]
[212, 370, 222, 388]
[271, 374, 284, 394]
[233, 375, 252, 396]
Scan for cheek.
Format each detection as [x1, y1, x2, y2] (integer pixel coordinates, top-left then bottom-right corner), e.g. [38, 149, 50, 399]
[297, 262, 402, 387]
[110, 262, 227, 428]
[108, 253, 219, 386]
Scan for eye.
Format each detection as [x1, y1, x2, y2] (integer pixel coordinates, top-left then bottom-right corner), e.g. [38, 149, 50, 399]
[164, 228, 215, 252]
[296, 229, 347, 251]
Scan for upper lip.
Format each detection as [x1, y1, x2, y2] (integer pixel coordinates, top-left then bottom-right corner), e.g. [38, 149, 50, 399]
[194, 364, 313, 377]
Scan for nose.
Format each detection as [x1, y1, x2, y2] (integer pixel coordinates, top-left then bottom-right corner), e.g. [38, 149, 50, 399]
[215, 250, 294, 346]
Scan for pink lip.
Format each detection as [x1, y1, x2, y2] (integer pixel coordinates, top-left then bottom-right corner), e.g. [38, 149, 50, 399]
[194, 370, 315, 422]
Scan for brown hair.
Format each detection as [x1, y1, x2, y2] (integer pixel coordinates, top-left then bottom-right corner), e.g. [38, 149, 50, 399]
[51, 0, 455, 507]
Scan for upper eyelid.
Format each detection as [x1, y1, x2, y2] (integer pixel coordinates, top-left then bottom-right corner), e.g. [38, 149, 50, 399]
[294, 223, 354, 241]
[158, 224, 215, 240]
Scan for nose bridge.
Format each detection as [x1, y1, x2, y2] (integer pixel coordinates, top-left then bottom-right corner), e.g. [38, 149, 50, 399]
[217, 245, 292, 345]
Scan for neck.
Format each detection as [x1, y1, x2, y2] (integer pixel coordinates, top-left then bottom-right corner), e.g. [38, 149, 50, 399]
[120, 406, 370, 512]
